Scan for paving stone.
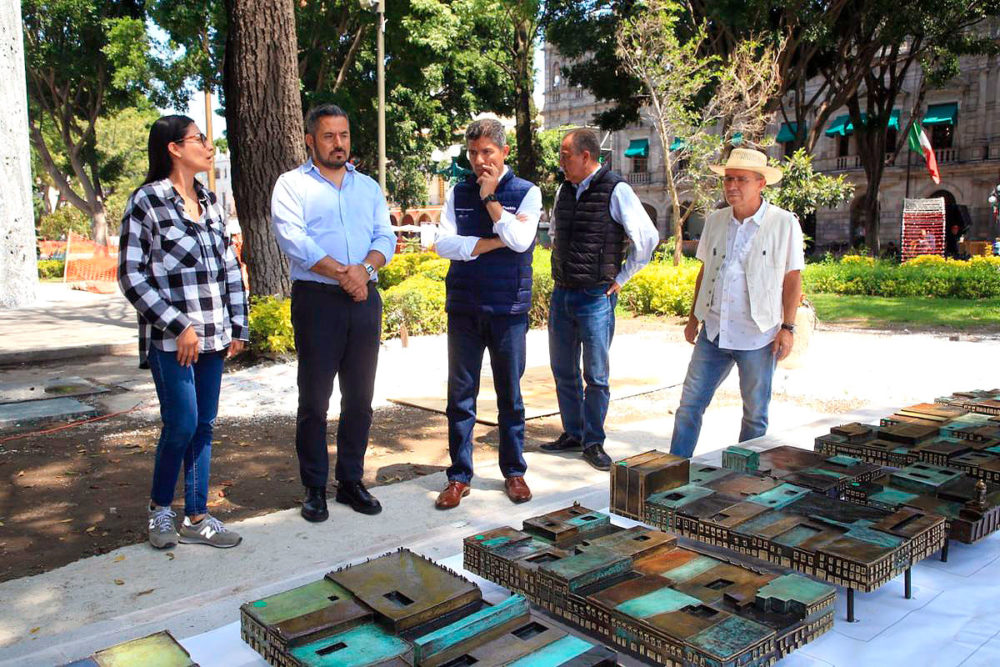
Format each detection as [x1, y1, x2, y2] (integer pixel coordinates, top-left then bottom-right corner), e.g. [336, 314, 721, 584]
[0, 376, 107, 405]
[0, 397, 98, 428]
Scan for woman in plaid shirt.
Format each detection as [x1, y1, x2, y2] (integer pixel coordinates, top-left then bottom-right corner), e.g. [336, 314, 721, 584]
[118, 115, 248, 550]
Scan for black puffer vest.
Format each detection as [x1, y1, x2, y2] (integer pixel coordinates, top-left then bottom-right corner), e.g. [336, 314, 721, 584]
[551, 163, 628, 288]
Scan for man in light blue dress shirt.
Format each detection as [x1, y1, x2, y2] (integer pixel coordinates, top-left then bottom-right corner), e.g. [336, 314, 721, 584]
[271, 104, 395, 522]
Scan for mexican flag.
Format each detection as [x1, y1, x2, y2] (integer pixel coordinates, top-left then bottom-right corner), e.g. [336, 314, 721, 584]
[908, 121, 941, 184]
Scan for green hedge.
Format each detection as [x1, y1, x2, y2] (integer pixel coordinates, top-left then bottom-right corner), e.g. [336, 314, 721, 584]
[248, 247, 701, 350]
[803, 255, 1000, 299]
[37, 259, 65, 280]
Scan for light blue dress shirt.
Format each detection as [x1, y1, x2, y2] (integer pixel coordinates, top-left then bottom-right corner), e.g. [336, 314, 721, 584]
[270, 159, 396, 285]
[557, 166, 659, 286]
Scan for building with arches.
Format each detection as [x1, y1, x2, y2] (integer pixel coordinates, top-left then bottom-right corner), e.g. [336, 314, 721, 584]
[543, 46, 675, 240]
[545, 40, 1000, 251]
[764, 49, 1000, 251]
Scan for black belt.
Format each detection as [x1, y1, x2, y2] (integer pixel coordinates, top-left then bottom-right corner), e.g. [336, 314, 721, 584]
[293, 280, 350, 295]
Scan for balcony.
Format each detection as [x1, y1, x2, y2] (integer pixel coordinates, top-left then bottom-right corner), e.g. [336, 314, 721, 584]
[812, 144, 1000, 174]
[627, 171, 652, 185]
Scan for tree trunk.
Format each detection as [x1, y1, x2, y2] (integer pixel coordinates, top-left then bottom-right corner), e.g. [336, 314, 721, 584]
[513, 18, 538, 183]
[849, 96, 888, 257]
[0, 0, 38, 307]
[91, 202, 108, 248]
[223, 0, 305, 298]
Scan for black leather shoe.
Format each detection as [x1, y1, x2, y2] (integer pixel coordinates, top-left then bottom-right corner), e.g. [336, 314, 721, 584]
[582, 444, 612, 471]
[335, 480, 383, 515]
[541, 433, 583, 452]
[301, 486, 329, 523]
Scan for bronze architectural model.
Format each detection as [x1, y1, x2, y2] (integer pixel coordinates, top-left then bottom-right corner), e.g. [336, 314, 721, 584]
[240, 548, 616, 666]
[610, 451, 946, 622]
[464, 504, 835, 666]
[61, 630, 197, 666]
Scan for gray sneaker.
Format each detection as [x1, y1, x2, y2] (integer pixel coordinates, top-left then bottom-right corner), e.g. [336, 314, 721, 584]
[178, 515, 242, 548]
[147, 505, 178, 549]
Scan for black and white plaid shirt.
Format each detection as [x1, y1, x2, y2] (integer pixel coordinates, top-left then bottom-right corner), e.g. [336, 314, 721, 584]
[118, 178, 248, 368]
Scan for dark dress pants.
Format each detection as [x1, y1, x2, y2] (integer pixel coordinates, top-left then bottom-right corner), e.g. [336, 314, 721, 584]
[291, 280, 382, 487]
[446, 311, 529, 484]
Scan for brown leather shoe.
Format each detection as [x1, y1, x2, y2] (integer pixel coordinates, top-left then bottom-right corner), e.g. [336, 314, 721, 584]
[504, 476, 532, 504]
[435, 481, 470, 510]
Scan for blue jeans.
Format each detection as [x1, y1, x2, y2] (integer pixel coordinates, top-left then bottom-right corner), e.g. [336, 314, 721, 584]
[446, 312, 528, 484]
[669, 327, 777, 458]
[548, 286, 617, 447]
[147, 346, 224, 516]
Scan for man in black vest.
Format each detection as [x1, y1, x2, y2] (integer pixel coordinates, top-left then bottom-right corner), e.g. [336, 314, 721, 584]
[433, 118, 542, 509]
[542, 128, 658, 470]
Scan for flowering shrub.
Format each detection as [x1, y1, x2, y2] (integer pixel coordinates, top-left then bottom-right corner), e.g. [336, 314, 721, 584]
[804, 255, 1000, 299]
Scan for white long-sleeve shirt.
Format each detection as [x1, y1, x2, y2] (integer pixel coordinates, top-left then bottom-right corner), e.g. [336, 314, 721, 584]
[434, 167, 542, 261]
[554, 166, 659, 286]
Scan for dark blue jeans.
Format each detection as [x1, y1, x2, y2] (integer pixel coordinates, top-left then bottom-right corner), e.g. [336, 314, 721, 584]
[548, 286, 617, 447]
[669, 327, 777, 458]
[292, 281, 382, 487]
[147, 346, 224, 516]
[446, 311, 529, 484]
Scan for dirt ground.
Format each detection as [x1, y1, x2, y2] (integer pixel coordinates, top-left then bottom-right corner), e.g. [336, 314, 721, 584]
[0, 400, 576, 584]
[0, 316, 874, 584]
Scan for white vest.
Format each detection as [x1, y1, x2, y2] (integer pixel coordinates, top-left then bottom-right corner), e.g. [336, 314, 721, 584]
[693, 204, 798, 332]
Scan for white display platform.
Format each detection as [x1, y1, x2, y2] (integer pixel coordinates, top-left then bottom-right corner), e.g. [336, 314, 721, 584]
[178, 511, 1000, 666]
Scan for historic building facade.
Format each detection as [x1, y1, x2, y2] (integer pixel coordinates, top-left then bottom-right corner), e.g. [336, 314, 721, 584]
[544, 43, 1000, 249]
[542, 46, 676, 239]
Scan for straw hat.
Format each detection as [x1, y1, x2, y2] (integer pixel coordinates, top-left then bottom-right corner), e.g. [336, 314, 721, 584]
[709, 147, 783, 185]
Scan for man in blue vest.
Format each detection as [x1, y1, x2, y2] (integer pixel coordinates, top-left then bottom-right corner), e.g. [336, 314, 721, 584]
[433, 118, 542, 509]
[541, 129, 659, 470]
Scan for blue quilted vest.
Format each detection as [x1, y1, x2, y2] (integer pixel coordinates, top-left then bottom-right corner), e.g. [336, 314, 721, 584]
[445, 169, 535, 315]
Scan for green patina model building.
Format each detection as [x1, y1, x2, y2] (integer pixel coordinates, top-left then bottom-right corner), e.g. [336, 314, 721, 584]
[464, 505, 835, 667]
[62, 630, 197, 667]
[240, 548, 617, 667]
[610, 451, 946, 601]
[817, 409, 1000, 485]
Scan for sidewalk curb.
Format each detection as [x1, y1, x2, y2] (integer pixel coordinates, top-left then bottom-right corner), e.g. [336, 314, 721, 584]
[0, 341, 136, 366]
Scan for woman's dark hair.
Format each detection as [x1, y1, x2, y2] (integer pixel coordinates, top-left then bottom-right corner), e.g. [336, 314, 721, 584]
[142, 115, 196, 185]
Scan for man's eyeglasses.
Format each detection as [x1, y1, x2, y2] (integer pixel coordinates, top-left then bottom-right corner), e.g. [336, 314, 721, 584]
[175, 133, 209, 147]
[722, 175, 758, 185]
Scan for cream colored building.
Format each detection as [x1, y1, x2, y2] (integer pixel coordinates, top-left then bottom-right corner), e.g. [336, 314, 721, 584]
[765, 52, 1000, 250]
[543, 46, 676, 238]
[544, 43, 1000, 250]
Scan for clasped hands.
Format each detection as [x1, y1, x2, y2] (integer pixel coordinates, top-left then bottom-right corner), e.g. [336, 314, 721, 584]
[336, 263, 370, 301]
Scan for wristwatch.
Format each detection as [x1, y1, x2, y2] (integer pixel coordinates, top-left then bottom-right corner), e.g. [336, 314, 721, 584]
[363, 262, 376, 280]
[481, 193, 499, 205]
[780, 322, 796, 333]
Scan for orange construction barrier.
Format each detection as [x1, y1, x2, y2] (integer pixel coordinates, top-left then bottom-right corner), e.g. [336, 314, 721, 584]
[64, 231, 119, 294]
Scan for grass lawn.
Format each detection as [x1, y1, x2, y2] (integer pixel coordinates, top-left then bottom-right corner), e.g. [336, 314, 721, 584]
[810, 294, 1000, 330]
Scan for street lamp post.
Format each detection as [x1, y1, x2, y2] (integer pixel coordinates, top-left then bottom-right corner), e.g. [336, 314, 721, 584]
[360, 0, 387, 193]
[989, 183, 1000, 255]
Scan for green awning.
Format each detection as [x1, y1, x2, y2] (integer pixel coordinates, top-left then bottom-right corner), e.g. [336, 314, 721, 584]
[669, 137, 686, 151]
[888, 109, 900, 130]
[776, 123, 799, 143]
[923, 103, 957, 126]
[825, 115, 851, 137]
[435, 157, 472, 180]
[624, 138, 649, 157]
[731, 132, 743, 146]
[826, 110, 899, 137]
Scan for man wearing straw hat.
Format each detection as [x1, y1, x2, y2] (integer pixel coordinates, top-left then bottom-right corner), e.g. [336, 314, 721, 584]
[669, 147, 803, 458]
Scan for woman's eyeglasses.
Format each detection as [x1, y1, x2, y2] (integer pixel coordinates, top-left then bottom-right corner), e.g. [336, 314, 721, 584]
[175, 133, 209, 147]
